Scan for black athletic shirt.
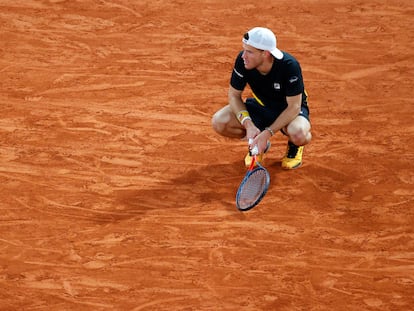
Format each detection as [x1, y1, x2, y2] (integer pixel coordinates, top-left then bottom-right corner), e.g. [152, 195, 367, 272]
[230, 51, 308, 116]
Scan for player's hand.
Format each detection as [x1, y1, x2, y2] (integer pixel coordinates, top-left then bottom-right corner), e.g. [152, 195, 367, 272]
[249, 130, 271, 154]
[243, 119, 260, 142]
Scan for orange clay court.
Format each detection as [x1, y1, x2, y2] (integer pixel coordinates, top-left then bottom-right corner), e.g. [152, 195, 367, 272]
[0, 1, 413, 310]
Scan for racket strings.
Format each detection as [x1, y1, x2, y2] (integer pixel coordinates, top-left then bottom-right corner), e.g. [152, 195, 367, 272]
[237, 169, 268, 209]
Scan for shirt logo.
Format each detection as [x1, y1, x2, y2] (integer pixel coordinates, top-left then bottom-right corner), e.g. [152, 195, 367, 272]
[273, 83, 281, 90]
[289, 76, 299, 83]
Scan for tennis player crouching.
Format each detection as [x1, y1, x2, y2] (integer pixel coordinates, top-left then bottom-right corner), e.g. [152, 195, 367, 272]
[212, 27, 312, 169]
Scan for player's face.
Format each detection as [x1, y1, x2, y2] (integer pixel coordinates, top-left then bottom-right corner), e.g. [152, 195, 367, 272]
[242, 44, 265, 70]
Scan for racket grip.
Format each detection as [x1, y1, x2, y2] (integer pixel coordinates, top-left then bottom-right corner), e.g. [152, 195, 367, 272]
[248, 139, 259, 156]
[251, 145, 259, 156]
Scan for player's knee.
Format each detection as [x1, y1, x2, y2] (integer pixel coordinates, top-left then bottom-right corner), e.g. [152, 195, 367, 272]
[286, 121, 300, 135]
[292, 131, 312, 146]
[211, 110, 228, 134]
[286, 122, 312, 146]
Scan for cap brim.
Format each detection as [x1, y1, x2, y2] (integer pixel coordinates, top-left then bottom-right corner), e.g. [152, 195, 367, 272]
[271, 48, 283, 60]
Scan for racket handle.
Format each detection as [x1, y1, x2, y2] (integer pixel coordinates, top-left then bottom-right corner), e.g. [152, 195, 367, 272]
[248, 138, 259, 156]
[251, 145, 259, 156]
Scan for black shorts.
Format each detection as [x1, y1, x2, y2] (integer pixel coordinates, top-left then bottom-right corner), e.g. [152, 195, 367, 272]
[245, 98, 310, 131]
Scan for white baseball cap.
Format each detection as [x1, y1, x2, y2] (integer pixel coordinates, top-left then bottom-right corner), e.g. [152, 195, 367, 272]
[242, 27, 284, 60]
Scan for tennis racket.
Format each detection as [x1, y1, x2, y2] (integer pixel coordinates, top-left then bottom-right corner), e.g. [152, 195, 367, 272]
[236, 144, 270, 211]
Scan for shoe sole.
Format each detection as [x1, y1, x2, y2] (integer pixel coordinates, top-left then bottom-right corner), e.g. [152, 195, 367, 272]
[282, 162, 302, 169]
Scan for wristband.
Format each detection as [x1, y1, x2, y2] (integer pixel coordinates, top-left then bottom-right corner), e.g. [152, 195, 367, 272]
[265, 127, 274, 136]
[241, 116, 251, 125]
[237, 110, 250, 125]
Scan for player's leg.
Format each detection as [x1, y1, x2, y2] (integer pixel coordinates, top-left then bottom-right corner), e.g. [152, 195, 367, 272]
[211, 104, 245, 139]
[284, 114, 312, 146]
[281, 108, 312, 169]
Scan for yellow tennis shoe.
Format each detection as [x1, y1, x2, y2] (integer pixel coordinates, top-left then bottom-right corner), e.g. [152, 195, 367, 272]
[244, 152, 263, 167]
[281, 141, 304, 169]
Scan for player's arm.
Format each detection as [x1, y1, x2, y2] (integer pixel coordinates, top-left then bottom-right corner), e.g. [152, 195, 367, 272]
[228, 85, 245, 115]
[260, 93, 302, 142]
[270, 94, 301, 132]
[228, 86, 260, 139]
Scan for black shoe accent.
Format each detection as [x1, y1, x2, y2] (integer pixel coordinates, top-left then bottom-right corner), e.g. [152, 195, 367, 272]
[286, 141, 299, 158]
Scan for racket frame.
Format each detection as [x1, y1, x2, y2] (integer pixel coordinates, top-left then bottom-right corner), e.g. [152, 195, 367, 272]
[236, 154, 270, 211]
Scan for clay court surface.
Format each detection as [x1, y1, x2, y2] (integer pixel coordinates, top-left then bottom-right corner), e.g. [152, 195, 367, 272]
[1, 0, 413, 310]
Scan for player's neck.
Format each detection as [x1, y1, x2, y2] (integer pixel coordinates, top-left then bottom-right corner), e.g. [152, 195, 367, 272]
[257, 57, 274, 75]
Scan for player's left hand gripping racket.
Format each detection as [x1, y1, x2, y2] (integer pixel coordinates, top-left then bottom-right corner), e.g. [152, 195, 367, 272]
[236, 142, 270, 211]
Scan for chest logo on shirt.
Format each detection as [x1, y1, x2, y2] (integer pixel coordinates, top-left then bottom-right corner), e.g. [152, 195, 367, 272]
[273, 83, 281, 90]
